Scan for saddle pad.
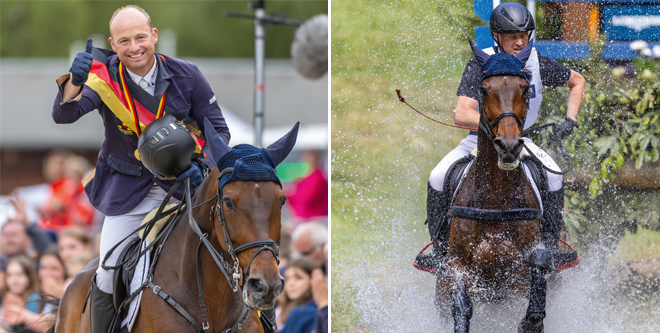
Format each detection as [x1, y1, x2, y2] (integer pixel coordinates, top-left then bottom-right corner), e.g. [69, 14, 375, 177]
[139, 204, 180, 243]
[121, 240, 150, 331]
[446, 154, 543, 213]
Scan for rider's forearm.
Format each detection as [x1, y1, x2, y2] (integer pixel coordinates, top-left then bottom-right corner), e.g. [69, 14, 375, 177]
[454, 107, 481, 129]
[565, 71, 586, 121]
[61, 75, 84, 102]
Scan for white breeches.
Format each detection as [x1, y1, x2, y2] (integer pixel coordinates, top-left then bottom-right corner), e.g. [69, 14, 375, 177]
[429, 135, 562, 193]
[96, 186, 179, 294]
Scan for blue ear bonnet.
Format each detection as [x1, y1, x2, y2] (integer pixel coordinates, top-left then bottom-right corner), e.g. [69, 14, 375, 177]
[480, 53, 527, 83]
[216, 144, 281, 191]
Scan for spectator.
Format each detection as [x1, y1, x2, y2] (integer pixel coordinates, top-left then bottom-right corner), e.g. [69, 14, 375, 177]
[38, 246, 68, 299]
[1, 256, 54, 333]
[65, 252, 94, 280]
[310, 245, 328, 333]
[6, 196, 55, 256]
[57, 226, 92, 265]
[0, 222, 32, 259]
[278, 257, 317, 333]
[40, 155, 95, 232]
[291, 223, 327, 266]
[286, 150, 328, 224]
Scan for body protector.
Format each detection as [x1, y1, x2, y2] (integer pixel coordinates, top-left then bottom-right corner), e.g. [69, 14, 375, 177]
[137, 114, 196, 180]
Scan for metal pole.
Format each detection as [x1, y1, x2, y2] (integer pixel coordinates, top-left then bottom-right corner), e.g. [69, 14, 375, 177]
[225, 2, 302, 148]
[253, 1, 265, 148]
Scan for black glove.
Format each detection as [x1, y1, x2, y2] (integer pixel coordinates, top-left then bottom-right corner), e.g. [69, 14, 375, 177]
[69, 39, 94, 86]
[176, 160, 205, 188]
[550, 117, 578, 141]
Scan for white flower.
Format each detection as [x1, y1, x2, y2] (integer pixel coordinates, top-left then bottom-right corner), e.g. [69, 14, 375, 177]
[642, 69, 654, 79]
[630, 40, 648, 51]
[641, 47, 652, 57]
[612, 66, 626, 78]
[653, 45, 660, 58]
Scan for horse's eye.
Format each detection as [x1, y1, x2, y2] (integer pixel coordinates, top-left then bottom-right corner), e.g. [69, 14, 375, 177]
[279, 196, 287, 208]
[522, 85, 529, 96]
[223, 197, 235, 210]
[480, 87, 488, 96]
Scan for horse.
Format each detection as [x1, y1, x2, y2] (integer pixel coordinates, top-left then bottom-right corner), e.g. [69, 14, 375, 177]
[52, 119, 299, 333]
[434, 40, 554, 333]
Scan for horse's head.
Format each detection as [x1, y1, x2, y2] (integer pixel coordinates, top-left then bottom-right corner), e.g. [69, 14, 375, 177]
[470, 39, 533, 170]
[203, 119, 299, 310]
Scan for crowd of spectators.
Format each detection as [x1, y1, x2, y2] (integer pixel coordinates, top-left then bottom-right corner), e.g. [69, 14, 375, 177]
[0, 148, 329, 333]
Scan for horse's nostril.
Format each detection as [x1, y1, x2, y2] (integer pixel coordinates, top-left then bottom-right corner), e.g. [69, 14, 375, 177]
[274, 277, 284, 296]
[247, 278, 269, 297]
[493, 138, 506, 152]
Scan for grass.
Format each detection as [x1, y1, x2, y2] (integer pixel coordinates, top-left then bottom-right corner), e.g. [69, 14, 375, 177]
[331, 0, 477, 331]
[611, 227, 660, 262]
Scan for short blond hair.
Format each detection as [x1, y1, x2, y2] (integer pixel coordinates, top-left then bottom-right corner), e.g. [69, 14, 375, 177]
[109, 5, 153, 32]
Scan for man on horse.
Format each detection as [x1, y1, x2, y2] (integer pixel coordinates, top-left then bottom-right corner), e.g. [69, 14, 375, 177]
[52, 5, 229, 333]
[415, 2, 586, 273]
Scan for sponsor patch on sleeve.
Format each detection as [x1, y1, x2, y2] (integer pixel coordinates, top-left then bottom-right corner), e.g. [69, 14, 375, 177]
[209, 95, 217, 104]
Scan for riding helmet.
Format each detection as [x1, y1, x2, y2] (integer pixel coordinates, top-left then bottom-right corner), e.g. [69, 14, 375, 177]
[137, 114, 196, 180]
[489, 2, 535, 33]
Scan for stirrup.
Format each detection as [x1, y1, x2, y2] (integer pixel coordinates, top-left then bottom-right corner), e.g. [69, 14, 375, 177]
[554, 239, 580, 271]
[413, 242, 446, 275]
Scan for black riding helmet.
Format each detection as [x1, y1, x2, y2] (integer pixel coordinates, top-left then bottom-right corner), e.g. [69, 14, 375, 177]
[137, 114, 196, 180]
[490, 2, 535, 48]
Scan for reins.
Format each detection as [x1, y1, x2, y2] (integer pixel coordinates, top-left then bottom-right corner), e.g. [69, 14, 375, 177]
[395, 88, 572, 175]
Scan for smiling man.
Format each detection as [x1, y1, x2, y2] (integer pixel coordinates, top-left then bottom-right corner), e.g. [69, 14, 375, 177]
[415, 2, 586, 275]
[52, 5, 230, 333]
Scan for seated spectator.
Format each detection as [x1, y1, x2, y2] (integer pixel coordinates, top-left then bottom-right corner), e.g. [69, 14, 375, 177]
[40, 155, 95, 232]
[65, 252, 94, 281]
[5, 196, 55, 257]
[278, 257, 318, 333]
[0, 221, 32, 259]
[310, 245, 328, 333]
[1, 256, 54, 333]
[57, 226, 92, 265]
[291, 223, 327, 266]
[38, 246, 68, 299]
[286, 150, 328, 224]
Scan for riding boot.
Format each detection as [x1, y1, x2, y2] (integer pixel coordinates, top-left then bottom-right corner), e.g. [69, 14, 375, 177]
[541, 187, 578, 268]
[414, 184, 450, 273]
[90, 275, 119, 333]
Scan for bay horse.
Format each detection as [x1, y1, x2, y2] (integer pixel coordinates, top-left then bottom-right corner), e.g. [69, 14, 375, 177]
[52, 119, 299, 333]
[435, 40, 554, 333]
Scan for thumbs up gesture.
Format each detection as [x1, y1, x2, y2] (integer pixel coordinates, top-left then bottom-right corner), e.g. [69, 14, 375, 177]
[69, 38, 94, 86]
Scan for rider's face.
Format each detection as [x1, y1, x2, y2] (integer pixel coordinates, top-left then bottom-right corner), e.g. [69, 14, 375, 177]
[109, 8, 158, 77]
[494, 32, 529, 56]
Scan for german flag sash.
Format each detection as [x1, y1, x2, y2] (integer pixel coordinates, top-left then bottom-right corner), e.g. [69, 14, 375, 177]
[84, 48, 204, 152]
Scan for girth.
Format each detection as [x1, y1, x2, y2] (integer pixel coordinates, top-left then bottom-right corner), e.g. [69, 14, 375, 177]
[448, 206, 542, 221]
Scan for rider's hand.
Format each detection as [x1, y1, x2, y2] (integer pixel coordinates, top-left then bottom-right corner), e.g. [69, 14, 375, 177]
[177, 160, 205, 188]
[550, 117, 578, 141]
[69, 38, 94, 86]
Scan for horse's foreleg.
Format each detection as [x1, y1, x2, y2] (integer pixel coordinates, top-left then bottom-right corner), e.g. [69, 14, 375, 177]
[519, 248, 552, 333]
[452, 280, 472, 333]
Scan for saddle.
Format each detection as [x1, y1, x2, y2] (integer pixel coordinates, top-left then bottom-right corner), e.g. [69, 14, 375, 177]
[112, 204, 181, 313]
[444, 151, 547, 215]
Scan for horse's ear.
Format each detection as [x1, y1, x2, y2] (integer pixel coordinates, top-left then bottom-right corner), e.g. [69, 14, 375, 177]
[203, 117, 231, 165]
[515, 38, 534, 65]
[266, 122, 300, 166]
[469, 38, 491, 66]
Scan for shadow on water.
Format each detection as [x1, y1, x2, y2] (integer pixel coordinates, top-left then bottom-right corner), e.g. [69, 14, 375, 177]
[346, 215, 660, 333]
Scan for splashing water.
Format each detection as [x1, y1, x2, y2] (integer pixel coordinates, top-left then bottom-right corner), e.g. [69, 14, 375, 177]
[340, 211, 660, 333]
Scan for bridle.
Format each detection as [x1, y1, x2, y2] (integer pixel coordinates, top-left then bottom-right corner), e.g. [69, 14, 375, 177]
[194, 167, 280, 293]
[478, 81, 529, 142]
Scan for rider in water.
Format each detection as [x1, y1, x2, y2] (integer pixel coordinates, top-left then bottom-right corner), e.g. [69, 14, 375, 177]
[415, 2, 586, 273]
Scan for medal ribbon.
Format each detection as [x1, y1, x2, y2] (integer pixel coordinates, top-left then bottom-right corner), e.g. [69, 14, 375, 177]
[118, 54, 167, 137]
